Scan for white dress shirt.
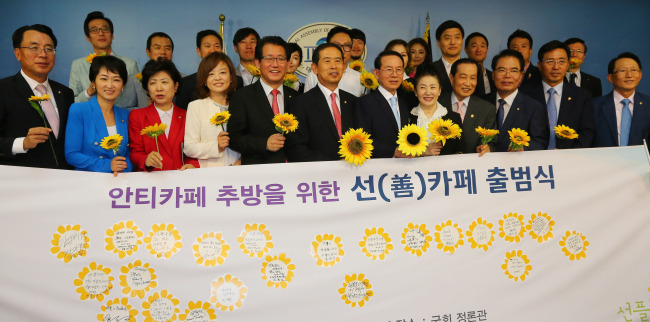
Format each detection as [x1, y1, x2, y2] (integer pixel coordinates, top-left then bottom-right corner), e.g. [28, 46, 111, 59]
[259, 79, 285, 114]
[304, 66, 364, 97]
[154, 104, 174, 137]
[495, 89, 519, 120]
[317, 82, 341, 120]
[542, 82, 563, 115]
[613, 90, 636, 145]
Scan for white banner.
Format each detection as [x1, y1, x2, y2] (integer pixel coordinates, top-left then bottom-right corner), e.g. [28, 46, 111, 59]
[1, 147, 649, 322]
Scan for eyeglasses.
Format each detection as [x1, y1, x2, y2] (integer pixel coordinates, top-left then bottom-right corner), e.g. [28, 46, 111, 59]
[89, 27, 110, 34]
[542, 59, 567, 66]
[261, 56, 287, 64]
[613, 68, 642, 75]
[495, 68, 521, 76]
[334, 43, 352, 52]
[569, 49, 584, 54]
[21, 46, 56, 55]
[380, 68, 404, 75]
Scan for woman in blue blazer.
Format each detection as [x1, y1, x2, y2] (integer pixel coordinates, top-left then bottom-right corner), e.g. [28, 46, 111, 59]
[65, 56, 132, 174]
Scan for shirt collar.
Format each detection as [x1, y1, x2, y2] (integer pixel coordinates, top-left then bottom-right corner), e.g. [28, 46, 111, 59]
[613, 90, 635, 105]
[410, 102, 448, 119]
[451, 94, 471, 107]
[542, 81, 563, 98]
[497, 89, 519, 107]
[20, 69, 49, 91]
[317, 82, 339, 99]
[259, 78, 284, 97]
[378, 85, 397, 101]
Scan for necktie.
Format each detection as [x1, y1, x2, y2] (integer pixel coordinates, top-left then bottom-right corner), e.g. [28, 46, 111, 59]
[497, 99, 505, 129]
[331, 92, 342, 138]
[569, 73, 577, 86]
[620, 98, 632, 146]
[389, 96, 400, 127]
[547, 88, 558, 149]
[35, 84, 59, 138]
[271, 89, 280, 115]
[457, 101, 465, 121]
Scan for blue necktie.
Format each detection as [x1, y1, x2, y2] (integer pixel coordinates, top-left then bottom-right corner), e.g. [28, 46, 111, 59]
[620, 98, 632, 146]
[497, 99, 505, 129]
[547, 88, 558, 149]
[389, 96, 400, 127]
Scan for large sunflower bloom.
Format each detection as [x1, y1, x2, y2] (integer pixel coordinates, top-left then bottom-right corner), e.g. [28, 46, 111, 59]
[359, 71, 378, 90]
[396, 124, 429, 156]
[428, 119, 462, 146]
[508, 128, 530, 150]
[273, 113, 299, 134]
[100, 134, 123, 153]
[339, 128, 373, 165]
[554, 125, 579, 139]
[475, 126, 499, 145]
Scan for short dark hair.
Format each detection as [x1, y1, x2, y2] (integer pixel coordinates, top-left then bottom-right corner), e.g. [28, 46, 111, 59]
[413, 61, 440, 85]
[349, 28, 366, 43]
[141, 59, 182, 94]
[12, 24, 57, 48]
[312, 43, 344, 65]
[465, 32, 489, 48]
[507, 29, 533, 49]
[84, 11, 113, 37]
[607, 52, 642, 75]
[146, 32, 174, 51]
[196, 52, 237, 100]
[384, 39, 408, 52]
[491, 49, 525, 71]
[232, 27, 260, 46]
[326, 26, 351, 43]
[537, 40, 570, 62]
[89, 55, 128, 85]
[254, 36, 288, 61]
[564, 37, 588, 54]
[286, 43, 303, 65]
[435, 20, 464, 41]
[450, 58, 480, 77]
[407, 38, 433, 65]
[196, 29, 222, 49]
[374, 50, 404, 70]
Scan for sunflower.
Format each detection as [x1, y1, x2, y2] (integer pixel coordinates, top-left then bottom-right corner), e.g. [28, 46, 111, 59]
[349, 60, 364, 72]
[475, 126, 499, 145]
[508, 128, 530, 150]
[86, 52, 106, 63]
[428, 119, 462, 146]
[401, 80, 414, 92]
[210, 111, 231, 131]
[247, 64, 261, 77]
[140, 123, 167, 138]
[396, 124, 429, 156]
[283, 73, 299, 88]
[554, 125, 579, 140]
[359, 71, 378, 90]
[273, 113, 299, 134]
[100, 134, 123, 153]
[28, 94, 50, 102]
[339, 128, 373, 165]
[134, 73, 143, 83]
[569, 57, 583, 70]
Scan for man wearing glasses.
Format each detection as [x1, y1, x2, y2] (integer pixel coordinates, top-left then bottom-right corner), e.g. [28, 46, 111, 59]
[593, 52, 649, 147]
[304, 26, 364, 97]
[488, 49, 548, 152]
[564, 38, 602, 98]
[0, 24, 74, 169]
[229, 36, 298, 165]
[69, 11, 139, 108]
[521, 40, 595, 149]
[233, 27, 260, 87]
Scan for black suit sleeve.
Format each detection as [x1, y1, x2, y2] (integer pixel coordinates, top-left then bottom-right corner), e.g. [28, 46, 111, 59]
[228, 90, 270, 157]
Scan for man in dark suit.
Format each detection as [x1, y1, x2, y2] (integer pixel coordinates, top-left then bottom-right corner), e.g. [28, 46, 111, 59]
[507, 29, 541, 88]
[564, 38, 602, 98]
[593, 52, 650, 147]
[439, 58, 496, 154]
[354, 51, 410, 158]
[488, 50, 549, 152]
[0, 24, 73, 169]
[432, 20, 464, 96]
[465, 32, 495, 100]
[229, 36, 298, 165]
[521, 40, 595, 149]
[287, 43, 356, 162]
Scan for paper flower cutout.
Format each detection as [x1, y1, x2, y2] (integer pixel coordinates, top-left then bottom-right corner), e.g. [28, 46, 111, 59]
[559, 230, 589, 261]
[105, 220, 143, 258]
[209, 274, 248, 311]
[498, 212, 527, 243]
[261, 253, 295, 289]
[338, 273, 373, 307]
[178, 301, 217, 321]
[310, 234, 344, 267]
[144, 223, 182, 259]
[237, 223, 273, 258]
[401, 223, 433, 256]
[434, 220, 464, 254]
[501, 250, 532, 282]
[192, 232, 230, 267]
[74, 262, 113, 302]
[142, 289, 180, 322]
[466, 217, 495, 251]
[96, 298, 138, 322]
[50, 224, 89, 263]
[526, 212, 555, 243]
[359, 227, 393, 260]
[119, 260, 157, 299]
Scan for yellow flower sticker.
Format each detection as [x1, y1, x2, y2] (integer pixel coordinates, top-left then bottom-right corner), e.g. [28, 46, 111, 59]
[359, 227, 393, 260]
[310, 234, 344, 267]
[466, 217, 495, 251]
[119, 260, 157, 299]
[501, 250, 533, 282]
[559, 230, 589, 261]
[144, 223, 183, 259]
[261, 253, 295, 289]
[401, 223, 433, 256]
[96, 297, 138, 322]
[338, 273, 373, 307]
[178, 301, 217, 321]
[526, 212, 555, 243]
[192, 232, 230, 267]
[50, 224, 89, 263]
[498, 212, 527, 243]
[142, 289, 180, 322]
[210, 274, 248, 311]
[237, 223, 273, 258]
[434, 220, 464, 254]
[105, 220, 143, 258]
[74, 262, 114, 302]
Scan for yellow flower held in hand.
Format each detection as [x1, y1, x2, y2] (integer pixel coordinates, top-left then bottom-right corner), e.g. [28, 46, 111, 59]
[350, 60, 364, 72]
[555, 125, 579, 139]
[273, 113, 299, 134]
[402, 80, 414, 92]
[28, 94, 50, 101]
[397, 124, 429, 156]
[475, 126, 499, 145]
[339, 128, 373, 165]
[100, 134, 123, 153]
[86, 52, 106, 63]
[428, 118, 462, 146]
[134, 73, 143, 82]
[283, 73, 299, 88]
[360, 71, 378, 90]
[247, 64, 261, 77]
[508, 128, 530, 150]
[140, 123, 167, 138]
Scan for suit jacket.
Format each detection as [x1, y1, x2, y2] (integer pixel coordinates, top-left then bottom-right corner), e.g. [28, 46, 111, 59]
[475, 68, 496, 101]
[287, 86, 356, 162]
[438, 93, 496, 153]
[488, 91, 549, 152]
[0, 72, 74, 169]
[520, 81, 595, 148]
[520, 64, 542, 88]
[64, 96, 133, 173]
[399, 77, 419, 109]
[568, 70, 602, 98]
[593, 91, 650, 147]
[407, 107, 463, 155]
[433, 59, 453, 96]
[69, 54, 139, 108]
[175, 72, 244, 110]
[128, 104, 199, 171]
[354, 89, 411, 158]
[228, 81, 298, 165]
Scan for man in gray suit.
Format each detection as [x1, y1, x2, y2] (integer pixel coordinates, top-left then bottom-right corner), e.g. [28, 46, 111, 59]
[438, 58, 496, 154]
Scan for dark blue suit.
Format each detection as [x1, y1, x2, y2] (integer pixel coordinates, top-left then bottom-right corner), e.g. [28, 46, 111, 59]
[489, 91, 549, 152]
[593, 91, 650, 147]
[354, 89, 410, 158]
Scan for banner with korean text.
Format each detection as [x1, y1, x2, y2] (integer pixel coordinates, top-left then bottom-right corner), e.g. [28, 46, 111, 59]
[1, 146, 649, 322]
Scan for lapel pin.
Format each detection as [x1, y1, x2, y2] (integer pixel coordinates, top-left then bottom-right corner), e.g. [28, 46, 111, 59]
[57, 91, 61, 94]
[344, 101, 347, 104]
[121, 120, 124, 123]
[640, 102, 643, 105]
[527, 73, 531, 79]
[517, 108, 520, 111]
[471, 114, 474, 118]
[568, 97, 572, 101]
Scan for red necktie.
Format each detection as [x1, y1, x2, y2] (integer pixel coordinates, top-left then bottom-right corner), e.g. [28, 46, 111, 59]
[331, 92, 342, 138]
[271, 89, 280, 115]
